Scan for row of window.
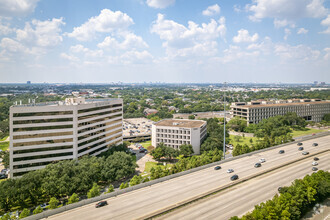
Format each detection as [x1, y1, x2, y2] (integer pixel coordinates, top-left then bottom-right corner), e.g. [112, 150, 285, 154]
[13, 117, 73, 125]
[156, 139, 190, 144]
[13, 152, 73, 162]
[13, 131, 73, 140]
[156, 129, 190, 134]
[13, 111, 73, 117]
[77, 104, 122, 114]
[13, 124, 73, 132]
[156, 134, 191, 139]
[78, 108, 122, 121]
[78, 123, 122, 141]
[78, 113, 122, 127]
[13, 138, 73, 147]
[13, 145, 73, 155]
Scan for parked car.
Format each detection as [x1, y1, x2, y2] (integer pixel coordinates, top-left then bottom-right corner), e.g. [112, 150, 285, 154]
[298, 147, 304, 151]
[95, 201, 108, 208]
[312, 143, 318, 146]
[254, 163, 261, 168]
[312, 167, 318, 171]
[39, 203, 49, 210]
[302, 151, 309, 155]
[297, 142, 303, 146]
[259, 158, 266, 163]
[214, 166, 221, 170]
[0, 174, 7, 180]
[227, 169, 234, 173]
[279, 150, 285, 154]
[312, 161, 318, 166]
[314, 157, 319, 161]
[278, 187, 282, 192]
[230, 174, 239, 181]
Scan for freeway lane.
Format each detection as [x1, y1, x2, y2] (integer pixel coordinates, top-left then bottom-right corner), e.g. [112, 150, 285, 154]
[159, 151, 330, 220]
[47, 135, 330, 220]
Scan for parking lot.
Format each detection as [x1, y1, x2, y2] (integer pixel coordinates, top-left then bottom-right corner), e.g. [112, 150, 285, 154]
[123, 118, 153, 140]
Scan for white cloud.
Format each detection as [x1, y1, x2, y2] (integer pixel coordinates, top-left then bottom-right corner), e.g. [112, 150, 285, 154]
[0, 0, 39, 17]
[202, 4, 220, 16]
[0, 19, 14, 35]
[16, 18, 65, 47]
[98, 32, 148, 50]
[297, 28, 309, 34]
[70, 44, 103, 58]
[146, 0, 175, 9]
[324, 48, 330, 60]
[151, 14, 226, 59]
[221, 45, 260, 63]
[274, 44, 320, 61]
[67, 9, 134, 41]
[247, 0, 328, 22]
[284, 28, 291, 40]
[0, 17, 65, 60]
[274, 19, 295, 28]
[233, 29, 259, 43]
[320, 15, 330, 34]
[60, 53, 79, 62]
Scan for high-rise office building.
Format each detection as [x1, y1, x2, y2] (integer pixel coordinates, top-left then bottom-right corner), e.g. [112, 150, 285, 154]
[10, 97, 123, 178]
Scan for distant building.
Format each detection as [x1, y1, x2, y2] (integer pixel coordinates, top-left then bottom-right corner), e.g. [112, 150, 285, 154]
[151, 119, 207, 154]
[230, 99, 330, 124]
[26, 81, 31, 84]
[320, 82, 326, 85]
[143, 108, 158, 116]
[10, 97, 123, 178]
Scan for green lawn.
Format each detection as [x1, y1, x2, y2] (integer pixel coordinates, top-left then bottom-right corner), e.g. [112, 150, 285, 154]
[0, 142, 9, 151]
[144, 161, 172, 173]
[290, 128, 325, 138]
[140, 140, 152, 148]
[229, 135, 260, 147]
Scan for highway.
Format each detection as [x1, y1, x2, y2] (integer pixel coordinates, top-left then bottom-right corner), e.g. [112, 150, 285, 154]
[47, 135, 330, 220]
[158, 151, 330, 220]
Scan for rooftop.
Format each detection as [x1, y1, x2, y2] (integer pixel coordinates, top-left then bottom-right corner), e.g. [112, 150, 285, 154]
[232, 101, 330, 108]
[11, 98, 122, 108]
[155, 119, 206, 128]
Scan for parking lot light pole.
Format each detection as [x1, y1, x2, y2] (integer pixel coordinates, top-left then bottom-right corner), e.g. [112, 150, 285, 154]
[223, 82, 226, 160]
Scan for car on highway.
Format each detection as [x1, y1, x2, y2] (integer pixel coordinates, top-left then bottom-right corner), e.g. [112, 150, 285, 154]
[254, 163, 261, 168]
[312, 143, 318, 147]
[312, 133, 316, 136]
[298, 147, 304, 151]
[214, 166, 221, 170]
[279, 150, 285, 154]
[314, 157, 319, 161]
[259, 158, 266, 163]
[230, 174, 239, 181]
[312, 161, 318, 166]
[95, 201, 108, 208]
[302, 151, 309, 155]
[297, 142, 303, 146]
[312, 167, 318, 171]
[227, 169, 234, 173]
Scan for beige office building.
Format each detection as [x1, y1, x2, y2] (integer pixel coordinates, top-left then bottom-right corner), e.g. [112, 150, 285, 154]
[10, 97, 123, 178]
[151, 119, 207, 155]
[230, 99, 330, 124]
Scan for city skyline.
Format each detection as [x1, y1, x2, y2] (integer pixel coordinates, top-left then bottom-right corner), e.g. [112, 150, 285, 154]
[0, 0, 330, 83]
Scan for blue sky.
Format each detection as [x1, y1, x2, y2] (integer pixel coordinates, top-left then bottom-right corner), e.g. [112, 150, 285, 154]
[0, 0, 329, 83]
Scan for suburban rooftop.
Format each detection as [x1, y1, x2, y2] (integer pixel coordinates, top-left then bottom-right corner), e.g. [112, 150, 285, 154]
[155, 119, 206, 128]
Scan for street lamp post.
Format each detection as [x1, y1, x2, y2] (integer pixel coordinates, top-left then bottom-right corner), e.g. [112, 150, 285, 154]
[223, 82, 226, 160]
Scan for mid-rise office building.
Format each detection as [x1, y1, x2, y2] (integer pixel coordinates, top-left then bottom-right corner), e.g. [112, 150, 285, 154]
[151, 119, 207, 155]
[230, 99, 330, 124]
[10, 97, 123, 178]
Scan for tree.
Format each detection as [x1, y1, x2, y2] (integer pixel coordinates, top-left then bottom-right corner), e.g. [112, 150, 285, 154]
[49, 197, 59, 209]
[19, 208, 30, 218]
[119, 182, 128, 189]
[0, 151, 9, 168]
[106, 185, 114, 193]
[129, 175, 143, 186]
[188, 115, 195, 120]
[68, 193, 79, 204]
[33, 206, 43, 215]
[323, 113, 330, 122]
[249, 138, 253, 144]
[87, 183, 101, 198]
[179, 144, 194, 156]
[227, 117, 247, 132]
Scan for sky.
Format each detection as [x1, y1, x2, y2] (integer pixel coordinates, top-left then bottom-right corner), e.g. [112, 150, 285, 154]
[0, 0, 329, 84]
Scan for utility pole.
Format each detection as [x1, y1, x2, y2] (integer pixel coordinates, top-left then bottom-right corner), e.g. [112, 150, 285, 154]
[223, 82, 226, 160]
